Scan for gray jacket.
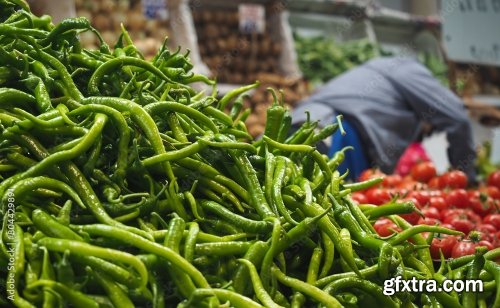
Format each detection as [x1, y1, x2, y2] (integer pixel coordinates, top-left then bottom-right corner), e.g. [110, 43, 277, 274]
[292, 57, 476, 179]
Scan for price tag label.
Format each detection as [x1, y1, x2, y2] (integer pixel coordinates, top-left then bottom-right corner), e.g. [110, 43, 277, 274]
[443, 0, 500, 66]
[238, 4, 265, 34]
[142, 0, 169, 20]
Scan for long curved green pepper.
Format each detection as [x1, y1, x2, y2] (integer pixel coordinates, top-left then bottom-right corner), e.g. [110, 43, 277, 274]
[237, 259, 283, 308]
[35, 49, 84, 101]
[388, 225, 463, 246]
[144, 101, 219, 133]
[0, 88, 36, 108]
[81, 96, 175, 181]
[462, 246, 487, 308]
[32, 209, 83, 241]
[37, 237, 148, 289]
[273, 156, 299, 225]
[68, 104, 130, 183]
[218, 81, 260, 111]
[484, 261, 500, 308]
[87, 56, 185, 95]
[91, 270, 135, 308]
[39, 17, 90, 45]
[71, 224, 211, 289]
[0, 114, 107, 208]
[272, 265, 342, 308]
[184, 288, 263, 308]
[3, 223, 34, 308]
[199, 200, 271, 233]
[2, 176, 85, 210]
[323, 277, 397, 308]
[26, 279, 99, 308]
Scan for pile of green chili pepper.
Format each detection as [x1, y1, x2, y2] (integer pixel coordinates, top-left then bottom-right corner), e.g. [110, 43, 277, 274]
[0, 1, 499, 307]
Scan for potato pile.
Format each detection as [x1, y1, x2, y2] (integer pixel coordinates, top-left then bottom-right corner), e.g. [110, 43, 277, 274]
[75, 0, 170, 58]
[192, 9, 283, 84]
[456, 64, 500, 96]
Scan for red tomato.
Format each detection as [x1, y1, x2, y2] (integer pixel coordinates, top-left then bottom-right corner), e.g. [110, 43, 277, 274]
[365, 188, 392, 205]
[441, 171, 468, 189]
[445, 189, 470, 209]
[467, 190, 481, 199]
[480, 186, 500, 200]
[474, 224, 497, 242]
[487, 171, 500, 190]
[374, 218, 401, 237]
[382, 174, 403, 188]
[483, 214, 500, 229]
[359, 168, 385, 182]
[428, 177, 441, 189]
[410, 161, 437, 183]
[442, 209, 479, 235]
[478, 240, 495, 250]
[429, 196, 447, 212]
[407, 191, 431, 207]
[351, 192, 368, 204]
[430, 236, 458, 259]
[442, 209, 481, 225]
[470, 197, 497, 217]
[451, 240, 478, 258]
[475, 223, 497, 234]
[449, 219, 475, 234]
[401, 212, 421, 225]
[421, 207, 441, 220]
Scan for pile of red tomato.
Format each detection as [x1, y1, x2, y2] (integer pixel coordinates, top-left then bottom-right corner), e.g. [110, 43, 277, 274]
[353, 162, 500, 259]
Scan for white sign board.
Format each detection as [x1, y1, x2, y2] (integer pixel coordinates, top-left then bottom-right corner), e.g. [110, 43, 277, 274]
[442, 0, 500, 66]
[238, 4, 265, 34]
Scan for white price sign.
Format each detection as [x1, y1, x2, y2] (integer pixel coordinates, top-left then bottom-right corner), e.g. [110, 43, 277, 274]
[238, 4, 265, 34]
[442, 0, 500, 66]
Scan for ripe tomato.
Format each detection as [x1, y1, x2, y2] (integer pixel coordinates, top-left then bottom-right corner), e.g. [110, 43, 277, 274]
[451, 241, 478, 258]
[430, 236, 458, 259]
[428, 196, 447, 212]
[475, 224, 497, 242]
[449, 219, 475, 234]
[407, 191, 431, 207]
[428, 177, 441, 189]
[467, 190, 480, 199]
[480, 186, 500, 200]
[382, 174, 403, 188]
[410, 161, 437, 183]
[365, 188, 392, 205]
[470, 197, 497, 217]
[351, 192, 368, 204]
[442, 209, 480, 234]
[487, 171, 500, 190]
[483, 214, 500, 229]
[445, 189, 470, 209]
[421, 207, 441, 220]
[478, 240, 495, 250]
[475, 223, 497, 234]
[374, 218, 401, 237]
[440, 171, 468, 189]
[401, 212, 421, 225]
[359, 168, 385, 182]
